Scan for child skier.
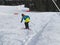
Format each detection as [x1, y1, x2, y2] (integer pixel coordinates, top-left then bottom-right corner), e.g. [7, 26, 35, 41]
[21, 13, 30, 29]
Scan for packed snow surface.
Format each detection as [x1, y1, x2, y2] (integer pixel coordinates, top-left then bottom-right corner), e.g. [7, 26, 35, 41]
[0, 5, 60, 45]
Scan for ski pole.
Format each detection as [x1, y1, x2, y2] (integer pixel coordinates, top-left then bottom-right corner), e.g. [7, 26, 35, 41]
[30, 22, 35, 25]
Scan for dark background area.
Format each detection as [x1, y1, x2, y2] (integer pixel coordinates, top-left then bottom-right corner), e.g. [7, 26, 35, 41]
[0, 0, 60, 12]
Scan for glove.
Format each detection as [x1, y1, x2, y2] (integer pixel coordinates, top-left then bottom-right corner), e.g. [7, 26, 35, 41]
[21, 20, 22, 23]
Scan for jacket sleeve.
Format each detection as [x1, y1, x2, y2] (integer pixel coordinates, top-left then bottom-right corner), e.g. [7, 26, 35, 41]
[21, 17, 23, 22]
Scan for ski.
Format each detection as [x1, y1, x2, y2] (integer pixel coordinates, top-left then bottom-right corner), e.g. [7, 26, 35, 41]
[21, 28, 31, 30]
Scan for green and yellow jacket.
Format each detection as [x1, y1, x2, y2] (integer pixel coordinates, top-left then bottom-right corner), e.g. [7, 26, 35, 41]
[21, 15, 30, 22]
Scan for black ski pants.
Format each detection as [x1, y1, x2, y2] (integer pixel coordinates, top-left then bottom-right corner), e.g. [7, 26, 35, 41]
[24, 22, 29, 29]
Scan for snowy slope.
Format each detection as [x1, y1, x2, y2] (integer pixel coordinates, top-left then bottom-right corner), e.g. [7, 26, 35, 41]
[0, 5, 60, 45]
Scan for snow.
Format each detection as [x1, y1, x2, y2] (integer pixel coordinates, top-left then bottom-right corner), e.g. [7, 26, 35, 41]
[0, 5, 60, 45]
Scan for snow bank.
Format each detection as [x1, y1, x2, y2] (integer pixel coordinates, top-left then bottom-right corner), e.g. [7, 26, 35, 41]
[0, 5, 30, 14]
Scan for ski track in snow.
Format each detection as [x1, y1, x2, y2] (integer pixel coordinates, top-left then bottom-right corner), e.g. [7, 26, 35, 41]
[24, 15, 53, 45]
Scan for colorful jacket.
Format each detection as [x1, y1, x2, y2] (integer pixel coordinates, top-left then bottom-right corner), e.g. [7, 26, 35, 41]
[21, 15, 30, 22]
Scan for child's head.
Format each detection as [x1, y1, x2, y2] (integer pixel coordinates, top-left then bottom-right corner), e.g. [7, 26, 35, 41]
[21, 13, 25, 17]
